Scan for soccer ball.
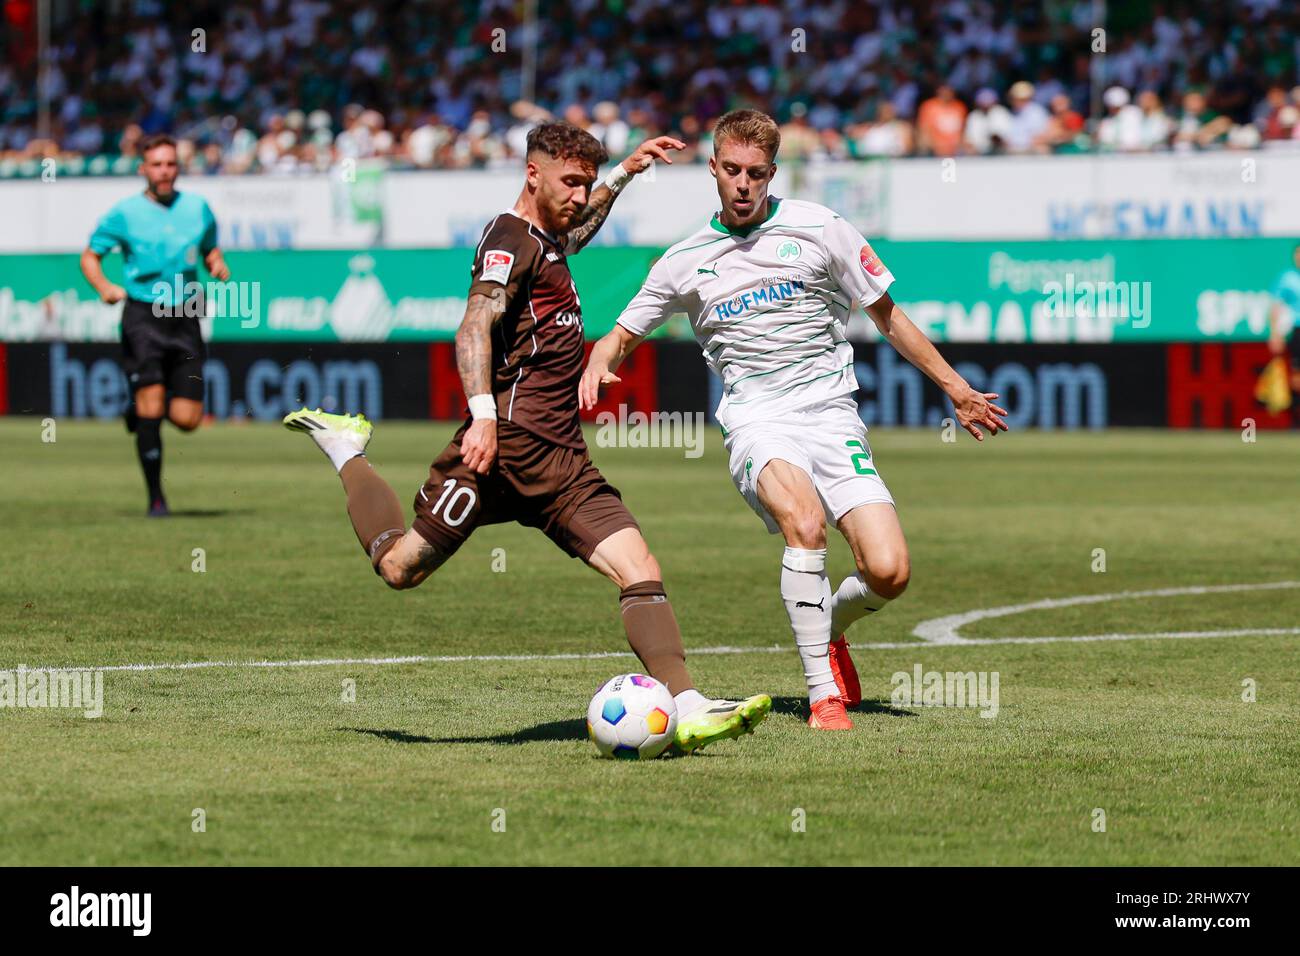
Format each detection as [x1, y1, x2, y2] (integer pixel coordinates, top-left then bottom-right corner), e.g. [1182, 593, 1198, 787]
[587, 674, 677, 760]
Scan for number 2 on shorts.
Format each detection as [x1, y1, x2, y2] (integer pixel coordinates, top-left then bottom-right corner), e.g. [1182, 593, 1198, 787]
[845, 439, 877, 476]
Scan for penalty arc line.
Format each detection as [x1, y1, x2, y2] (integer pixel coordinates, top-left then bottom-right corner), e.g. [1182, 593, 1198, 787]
[912, 580, 1300, 645]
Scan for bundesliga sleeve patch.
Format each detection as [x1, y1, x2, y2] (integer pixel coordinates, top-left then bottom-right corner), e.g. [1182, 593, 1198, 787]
[480, 249, 515, 284]
[859, 244, 887, 277]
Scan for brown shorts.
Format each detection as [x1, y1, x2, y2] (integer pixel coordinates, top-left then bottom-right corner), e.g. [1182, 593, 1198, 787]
[411, 419, 640, 561]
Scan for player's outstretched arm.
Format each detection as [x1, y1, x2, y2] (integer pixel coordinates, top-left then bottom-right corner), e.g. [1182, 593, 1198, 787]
[565, 136, 685, 254]
[455, 291, 507, 473]
[580, 324, 644, 411]
[866, 292, 1009, 441]
[79, 248, 126, 304]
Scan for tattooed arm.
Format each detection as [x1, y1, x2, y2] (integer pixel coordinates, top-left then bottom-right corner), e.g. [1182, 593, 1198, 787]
[455, 290, 506, 474]
[564, 136, 686, 254]
[455, 291, 501, 397]
[564, 183, 620, 254]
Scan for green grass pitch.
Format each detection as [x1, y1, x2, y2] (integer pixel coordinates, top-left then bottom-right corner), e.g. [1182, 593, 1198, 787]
[1, 418, 1298, 865]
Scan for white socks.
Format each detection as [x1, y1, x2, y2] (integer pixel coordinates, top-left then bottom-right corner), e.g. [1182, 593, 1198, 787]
[326, 445, 364, 473]
[673, 688, 708, 717]
[783, 562, 894, 704]
[781, 547, 838, 704]
[830, 573, 890, 637]
[307, 428, 366, 472]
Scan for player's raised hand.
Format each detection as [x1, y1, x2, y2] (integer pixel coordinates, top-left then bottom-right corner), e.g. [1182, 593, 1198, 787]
[579, 363, 621, 411]
[461, 418, 498, 474]
[622, 136, 687, 175]
[950, 386, 1009, 442]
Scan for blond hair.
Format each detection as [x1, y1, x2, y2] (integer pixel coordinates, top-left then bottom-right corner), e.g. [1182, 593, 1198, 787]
[713, 109, 780, 161]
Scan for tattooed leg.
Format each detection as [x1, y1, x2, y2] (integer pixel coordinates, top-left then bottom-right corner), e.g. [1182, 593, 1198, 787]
[375, 528, 450, 591]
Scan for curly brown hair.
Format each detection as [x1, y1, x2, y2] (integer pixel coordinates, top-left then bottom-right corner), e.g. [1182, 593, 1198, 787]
[525, 122, 609, 168]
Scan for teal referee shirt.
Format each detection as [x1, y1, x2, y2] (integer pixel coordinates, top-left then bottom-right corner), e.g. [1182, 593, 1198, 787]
[88, 192, 218, 307]
[1272, 268, 1300, 327]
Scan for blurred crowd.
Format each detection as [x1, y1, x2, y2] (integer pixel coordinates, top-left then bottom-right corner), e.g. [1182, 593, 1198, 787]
[1, 0, 1299, 175]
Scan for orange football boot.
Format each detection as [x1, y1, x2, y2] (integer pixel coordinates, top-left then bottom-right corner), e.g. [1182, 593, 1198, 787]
[828, 635, 861, 707]
[808, 694, 854, 730]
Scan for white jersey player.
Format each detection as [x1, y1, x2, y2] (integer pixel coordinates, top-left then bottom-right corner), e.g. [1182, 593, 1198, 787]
[581, 110, 1008, 730]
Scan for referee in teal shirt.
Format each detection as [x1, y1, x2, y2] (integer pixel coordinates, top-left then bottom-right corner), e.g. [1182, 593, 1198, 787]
[80, 134, 230, 516]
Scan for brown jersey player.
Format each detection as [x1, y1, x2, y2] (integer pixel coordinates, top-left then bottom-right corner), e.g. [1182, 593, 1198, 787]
[284, 122, 770, 753]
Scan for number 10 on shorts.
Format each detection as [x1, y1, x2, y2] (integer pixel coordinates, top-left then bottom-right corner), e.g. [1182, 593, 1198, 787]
[430, 479, 477, 526]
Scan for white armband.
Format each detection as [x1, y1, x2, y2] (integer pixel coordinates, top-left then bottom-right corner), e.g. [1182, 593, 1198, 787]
[468, 394, 497, 421]
[603, 162, 632, 194]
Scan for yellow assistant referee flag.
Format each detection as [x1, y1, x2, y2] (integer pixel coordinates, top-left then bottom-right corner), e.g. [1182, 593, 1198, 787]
[1255, 356, 1292, 413]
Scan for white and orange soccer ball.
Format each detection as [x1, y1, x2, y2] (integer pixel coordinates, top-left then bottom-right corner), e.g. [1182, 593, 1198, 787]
[586, 674, 677, 760]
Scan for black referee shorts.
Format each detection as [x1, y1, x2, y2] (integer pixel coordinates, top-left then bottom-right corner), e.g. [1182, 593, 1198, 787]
[119, 298, 207, 401]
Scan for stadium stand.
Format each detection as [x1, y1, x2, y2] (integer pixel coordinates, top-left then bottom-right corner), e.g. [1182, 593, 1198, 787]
[1, 0, 1299, 176]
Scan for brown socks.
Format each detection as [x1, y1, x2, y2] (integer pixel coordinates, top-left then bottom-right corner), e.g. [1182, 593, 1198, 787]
[619, 580, 694, 695]
[339, 456, 406, 566]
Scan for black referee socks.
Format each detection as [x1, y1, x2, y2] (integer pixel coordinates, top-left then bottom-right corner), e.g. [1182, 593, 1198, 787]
[136, 416, 165, 504]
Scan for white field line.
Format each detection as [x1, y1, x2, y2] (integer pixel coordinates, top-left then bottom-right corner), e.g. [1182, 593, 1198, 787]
[912, 581, 1300, 645]
[13, 645, 792, 675]
[12, 582, 1299, 674]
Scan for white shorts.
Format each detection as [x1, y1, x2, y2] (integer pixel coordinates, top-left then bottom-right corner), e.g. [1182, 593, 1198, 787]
[724, 397, 895, 535]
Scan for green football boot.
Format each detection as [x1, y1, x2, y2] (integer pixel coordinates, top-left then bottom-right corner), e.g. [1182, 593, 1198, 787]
[672, 694, 772, 754]
[283, 407, 374, 465]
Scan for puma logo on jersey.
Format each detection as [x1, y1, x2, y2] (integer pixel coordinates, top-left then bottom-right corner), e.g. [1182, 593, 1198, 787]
[697, 265, 719, 277]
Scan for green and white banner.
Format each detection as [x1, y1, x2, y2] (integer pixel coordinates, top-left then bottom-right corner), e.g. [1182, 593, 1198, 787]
[0, 239, 1293, 343]
[867, 238, 1296, 343]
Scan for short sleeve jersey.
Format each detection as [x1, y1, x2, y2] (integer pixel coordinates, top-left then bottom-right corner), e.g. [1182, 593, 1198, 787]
[1272, 267, 1300, 329]
[88, 191, 218, 306]
[467, 210, 587, 449]
[615, 197, 894, 431]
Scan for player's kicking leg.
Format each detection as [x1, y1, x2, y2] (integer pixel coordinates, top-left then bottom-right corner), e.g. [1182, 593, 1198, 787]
[585, 526, 771, 753]
[283, 408, 441, 588]
[541, 459, 770, 753]
[286, 407, 768, 751]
